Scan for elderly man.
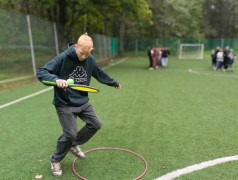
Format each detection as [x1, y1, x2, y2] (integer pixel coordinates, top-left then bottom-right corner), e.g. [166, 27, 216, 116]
[36, 33, 121, 177]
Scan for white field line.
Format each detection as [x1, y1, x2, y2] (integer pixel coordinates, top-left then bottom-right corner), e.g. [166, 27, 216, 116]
[188, 69, 238, 78]
[0, 87, 52, 109]
[0, 58, 127, 110]
[102, 58, 127, 70]
[0, 75, 34, 84]
[155, 155, 238, 180]
[188, 69, 213, 76]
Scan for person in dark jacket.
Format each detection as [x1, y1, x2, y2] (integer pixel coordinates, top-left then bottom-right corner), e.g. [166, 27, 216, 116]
[211, 49, 216, 69]
[147, 47, 154, 70]
[227, 48, 236, 71]
[223, 46, 230, 71]
[214, 46, 220, 63]
[161, 47, 170, 67]
[36, 33, 121, 178]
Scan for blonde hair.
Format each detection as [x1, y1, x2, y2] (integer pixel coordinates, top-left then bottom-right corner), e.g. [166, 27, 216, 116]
[77, 33, 93, 51]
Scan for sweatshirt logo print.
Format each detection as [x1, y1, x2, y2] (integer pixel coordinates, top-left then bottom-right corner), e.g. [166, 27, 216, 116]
[69, 66, 87, 83]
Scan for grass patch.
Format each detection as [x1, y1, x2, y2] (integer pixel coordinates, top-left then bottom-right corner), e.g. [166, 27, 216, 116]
[1, 56, 238, 179]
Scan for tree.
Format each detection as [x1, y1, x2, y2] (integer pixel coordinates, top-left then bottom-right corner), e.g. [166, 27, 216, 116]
[95, 0, 152, 52]
[202, 0, 238, 38]
[2, 0, 238, 42]
[146, 0, 203, 39]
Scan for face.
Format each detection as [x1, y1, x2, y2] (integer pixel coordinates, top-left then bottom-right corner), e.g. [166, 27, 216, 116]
[74, 44, 92, 61]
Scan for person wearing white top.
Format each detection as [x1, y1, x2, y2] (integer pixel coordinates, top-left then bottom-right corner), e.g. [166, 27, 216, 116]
[216, 50, 224, 70]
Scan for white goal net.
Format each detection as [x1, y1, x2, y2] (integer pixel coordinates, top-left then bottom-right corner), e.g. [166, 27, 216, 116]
[179, 44, 204, 59]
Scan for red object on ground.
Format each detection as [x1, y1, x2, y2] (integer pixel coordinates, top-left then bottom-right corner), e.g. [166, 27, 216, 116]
[72, 147, 148, 180]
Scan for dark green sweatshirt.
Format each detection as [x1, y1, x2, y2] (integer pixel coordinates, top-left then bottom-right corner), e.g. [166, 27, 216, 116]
[36, 43, 119, 107]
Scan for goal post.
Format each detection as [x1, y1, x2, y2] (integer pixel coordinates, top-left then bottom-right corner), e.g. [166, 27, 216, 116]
[179, 44, 204, 59]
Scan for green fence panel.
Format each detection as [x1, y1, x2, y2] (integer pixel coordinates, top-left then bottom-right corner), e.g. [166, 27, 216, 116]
[111, 38, 118, 57]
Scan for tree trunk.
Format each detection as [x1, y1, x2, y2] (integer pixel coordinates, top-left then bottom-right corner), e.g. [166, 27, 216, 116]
[119, 20, 125, 53]
[58, 0, 67, 25]
[58, 0, 68, 40]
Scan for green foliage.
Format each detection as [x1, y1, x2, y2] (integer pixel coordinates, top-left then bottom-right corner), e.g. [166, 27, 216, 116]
[1, 0, 238, 41]
[146, 0, 203, 39]
[202, 0, 238, 38]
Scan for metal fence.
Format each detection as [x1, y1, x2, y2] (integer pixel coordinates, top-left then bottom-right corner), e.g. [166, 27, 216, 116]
[92, 34, 118, 60]
[0, 9, 62, 80]
[0, 9, 118, 81]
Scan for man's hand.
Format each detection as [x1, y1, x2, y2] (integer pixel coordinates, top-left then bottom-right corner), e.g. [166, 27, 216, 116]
[115, 83, 121, 90]
[56, 79, 68, 91]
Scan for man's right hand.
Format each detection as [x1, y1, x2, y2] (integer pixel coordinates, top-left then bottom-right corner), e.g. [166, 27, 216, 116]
[56, 79, 68, 91]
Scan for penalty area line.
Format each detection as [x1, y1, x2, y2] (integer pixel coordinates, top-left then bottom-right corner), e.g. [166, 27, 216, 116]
[188, 69, 238, 78]
[155, 155, 238, 180]
[188, 69, 210, 75]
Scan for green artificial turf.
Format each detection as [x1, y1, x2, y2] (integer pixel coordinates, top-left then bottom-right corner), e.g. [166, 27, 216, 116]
[1, 56, 238, 179]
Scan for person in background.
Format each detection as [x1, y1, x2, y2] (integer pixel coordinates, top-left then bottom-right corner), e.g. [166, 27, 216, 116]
[223, 46, 230, 71]
[211, 49, 216, 70]
[147, 47, 154, 70]
[216, 49, 224, 70]
[227, 49, 236, 71]
[161, 47, 170, 67]
[153, 47, 160, 69]
[158, 47, 162, 67]
[214, 46, 220, 68]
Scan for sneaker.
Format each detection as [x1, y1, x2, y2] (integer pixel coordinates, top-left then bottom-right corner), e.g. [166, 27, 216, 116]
[70, 145, 85, 159]
[51, 162, 62, 177]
